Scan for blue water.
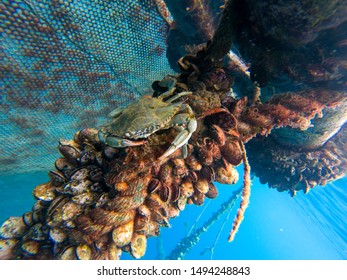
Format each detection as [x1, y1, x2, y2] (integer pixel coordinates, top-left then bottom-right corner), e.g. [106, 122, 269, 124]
[1, 167, 345, 260]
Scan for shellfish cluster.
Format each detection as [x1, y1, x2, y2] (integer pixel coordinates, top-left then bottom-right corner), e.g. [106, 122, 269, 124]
[1, 58, 342, 259]
[247, 123, 347, 196]
[0, 72, 246, 259]
[2, 49, 344, 258]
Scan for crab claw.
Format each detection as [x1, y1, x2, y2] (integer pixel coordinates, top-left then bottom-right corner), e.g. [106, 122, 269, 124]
[98, 131, 146, 147]
[158, 117, 197, 162]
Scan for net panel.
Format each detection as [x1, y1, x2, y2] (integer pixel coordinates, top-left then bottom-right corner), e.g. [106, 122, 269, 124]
[0, 0, 174, 174]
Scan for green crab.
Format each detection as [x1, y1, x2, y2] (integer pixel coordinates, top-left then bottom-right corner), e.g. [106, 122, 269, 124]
[98, 90, 197, 161]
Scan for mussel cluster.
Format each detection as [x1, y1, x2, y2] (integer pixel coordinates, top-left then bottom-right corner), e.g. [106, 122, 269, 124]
[247, 123, 347, 196]
[0, 74, 246, 259]
[2, 58, 345, 258]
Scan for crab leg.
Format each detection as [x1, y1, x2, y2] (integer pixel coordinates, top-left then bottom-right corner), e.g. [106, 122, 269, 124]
[158, 109, 197, 161]
[105, 136, 146, 147]
[98, 130, 146, 147]
[164, 91, 192, 103]
[108, 106, 124, 118]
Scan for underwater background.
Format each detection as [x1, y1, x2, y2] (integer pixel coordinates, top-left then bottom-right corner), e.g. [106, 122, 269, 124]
[1, 0, 346, 260]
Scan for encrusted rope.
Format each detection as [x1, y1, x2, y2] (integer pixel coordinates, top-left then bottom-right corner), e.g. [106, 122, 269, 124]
[228, 140, 251, 242]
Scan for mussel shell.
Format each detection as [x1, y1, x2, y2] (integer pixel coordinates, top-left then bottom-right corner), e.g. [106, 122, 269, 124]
[220, 141, 243, 166]
[49, 227, 67, 243]
[209, 124, 226, 146]
[194, 179, 210, 194]
[173, 165, 188, 176]
[32, 206, 47, 223]
[54, 158, 75, 177]
[168, 206, 180, 218]
[22, 212, 34, 227]
[158, 184, 170, 202]
[0, 217, 27, 239]
[34, 245, 53, 260]
[73, 130, 82, 144]
[134, 215, 147, 232]
[189, 170, 199, 182]
[0, 239, 18, 260]
[145, 194, 168, 217]
[205, 183, 218, 199]
[108, 242, 122, 260]
[112, 220, 134, 247]
[62, 201, 83, 221]
[63, 179, 92, 195]
[72, 192, 96, 205]
[172, 158, 188, 176]
[95, 151, 103, 166]
[75, 244, 92, 260]
[47, 196, 69, 218]
[180, 179, 194, 197]
[136, 221, 160, 237]
[151, 210, 170, 227]
[58, 140, 81, 163]
[26, 223, 48, 241]
[33, 183, 56, 202]
[77, 128, 100, 146]
[158, 75, 177, 90]
[48, 170, 66, 186]
[191, 190, 205, 206]
[89, 168, 103, 182]
[105, 192, 146, 212]
[185, 155, 202, 171]
[159, 163, 173, 187]
[130, 234, 147, 259]
[170, 184, 180, 202]
[215, 165, 239, 185]
[70, 168, 90, 181]
[147, 179, 161, 194]
[21, 240, 40, 256]
[90, 208, 135, 228]
[32, 200, 47, 212]
[80, 150, 95, 165]
[197, 143, 214, 166]
[171, 158, 186, 168]
[171, 175, 182, 189]
[93, 234, 109, 252]
[60, 246, 77, 260]
[200, 166, 215, 182]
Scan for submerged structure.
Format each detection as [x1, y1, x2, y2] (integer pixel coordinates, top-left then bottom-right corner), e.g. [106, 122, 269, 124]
[0, 0, 346, 259]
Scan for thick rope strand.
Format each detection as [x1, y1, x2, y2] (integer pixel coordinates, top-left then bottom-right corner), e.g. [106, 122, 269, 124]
[228, 140, 251, 242]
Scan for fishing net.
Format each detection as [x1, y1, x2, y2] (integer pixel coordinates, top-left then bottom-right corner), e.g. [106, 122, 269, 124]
[1, 0, 346, 187]
[1, 0, 174, 174]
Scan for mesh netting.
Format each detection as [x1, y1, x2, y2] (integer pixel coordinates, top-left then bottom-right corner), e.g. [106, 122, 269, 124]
[0, 0, 174, 174]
